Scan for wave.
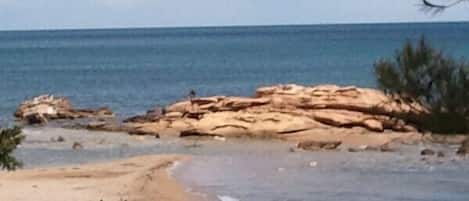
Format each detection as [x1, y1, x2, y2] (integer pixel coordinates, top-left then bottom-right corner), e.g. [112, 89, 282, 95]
[217, 195, 241, 201]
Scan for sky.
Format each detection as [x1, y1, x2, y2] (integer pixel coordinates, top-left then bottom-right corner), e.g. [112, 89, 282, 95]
[0, 0, 468, 30]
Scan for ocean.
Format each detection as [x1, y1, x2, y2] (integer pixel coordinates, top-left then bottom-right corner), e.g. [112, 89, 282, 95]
[1, 22, 469, 125]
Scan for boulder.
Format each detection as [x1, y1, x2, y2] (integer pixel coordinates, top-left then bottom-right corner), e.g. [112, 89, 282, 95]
[72, 142, 83, 150]
[297, 140, 342, 151]
[15, 95, 114, 125]
[421, 149, 436, 156]
[456, 139, 469, 156]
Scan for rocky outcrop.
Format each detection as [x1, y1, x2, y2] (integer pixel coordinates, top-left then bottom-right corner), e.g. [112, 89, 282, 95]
[126, 84, 424, 138]
[15, 95, 114, 125]
[38, 84, 426, 142]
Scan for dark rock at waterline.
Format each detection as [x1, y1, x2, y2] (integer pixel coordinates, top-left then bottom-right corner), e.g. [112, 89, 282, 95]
[179, 129, 220, 138]
[86, 121, 108, 130]
[123, 107, 165, 123]
[376, 143, 397, 152]
[128, 129, 160, 138]
[421, 149, 436, 156]
[72, 142, 83, 150]
[456, 139, 469, 156]
[347, 147, 364, 152]
[24, 113, 48, 125]
[420, 149, 445, 157]
[297, 140, 342, 151]
[85, 121, 129, 133]
[57, 136, 65, 142]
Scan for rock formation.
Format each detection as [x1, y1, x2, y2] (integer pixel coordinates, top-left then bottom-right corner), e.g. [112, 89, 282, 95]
[15, 95, 114, 125]
[18, 85, 428, 143]
[123, 84, 424, 139]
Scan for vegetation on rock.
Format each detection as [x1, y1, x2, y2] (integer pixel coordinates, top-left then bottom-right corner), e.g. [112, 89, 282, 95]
[0, 126, 24, 170]
[374, 36, 469, 133]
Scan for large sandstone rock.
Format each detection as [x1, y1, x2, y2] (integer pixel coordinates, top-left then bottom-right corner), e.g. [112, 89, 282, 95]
[15, 95, 114, 125]
[102, 84, 427, 139]
[158, 84, 423, 135]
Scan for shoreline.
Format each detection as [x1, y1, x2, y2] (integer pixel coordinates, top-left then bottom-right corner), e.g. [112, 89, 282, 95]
[0, 155, 199, 201]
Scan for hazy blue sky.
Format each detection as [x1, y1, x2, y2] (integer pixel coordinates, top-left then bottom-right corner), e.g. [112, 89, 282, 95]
[0, 0, 468, 30]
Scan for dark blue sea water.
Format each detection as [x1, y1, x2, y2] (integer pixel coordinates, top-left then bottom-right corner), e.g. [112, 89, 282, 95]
[1, 22, 469, 124]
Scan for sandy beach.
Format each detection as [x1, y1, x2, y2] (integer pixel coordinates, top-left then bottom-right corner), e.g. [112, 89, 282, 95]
[0, 155, 195, 201]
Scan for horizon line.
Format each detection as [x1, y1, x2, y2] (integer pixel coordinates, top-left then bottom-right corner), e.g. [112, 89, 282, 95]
[1, 20, 468, 33]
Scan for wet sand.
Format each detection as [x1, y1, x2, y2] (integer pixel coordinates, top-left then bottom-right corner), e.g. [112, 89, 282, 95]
[0, 155, 196, 201]
[5, 127, 469, 201]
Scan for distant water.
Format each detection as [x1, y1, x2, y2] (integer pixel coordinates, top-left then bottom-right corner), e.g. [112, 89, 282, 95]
[1, 22, 469, 124]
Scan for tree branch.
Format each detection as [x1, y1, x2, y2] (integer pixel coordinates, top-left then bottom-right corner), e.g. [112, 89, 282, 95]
[421, 0, 466, 14]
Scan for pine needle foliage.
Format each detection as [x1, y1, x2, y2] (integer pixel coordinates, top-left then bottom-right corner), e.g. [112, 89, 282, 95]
[374, 36, 469, 133]
[0, 126, 24, 171]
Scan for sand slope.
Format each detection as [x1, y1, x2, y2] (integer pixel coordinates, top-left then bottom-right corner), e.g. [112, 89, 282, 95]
[0, 155, 194, 201]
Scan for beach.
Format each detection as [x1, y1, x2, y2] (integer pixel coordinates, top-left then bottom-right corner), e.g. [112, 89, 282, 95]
[0, 155, 195, 201]
[1, 127, 466, 201]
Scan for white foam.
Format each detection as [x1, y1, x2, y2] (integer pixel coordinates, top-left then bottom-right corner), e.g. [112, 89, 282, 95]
[217, 195, 240, 201]
[166, 160, 182, 177]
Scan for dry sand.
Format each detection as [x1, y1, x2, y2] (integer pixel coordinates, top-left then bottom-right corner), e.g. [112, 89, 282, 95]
[0, 155, 198, 201]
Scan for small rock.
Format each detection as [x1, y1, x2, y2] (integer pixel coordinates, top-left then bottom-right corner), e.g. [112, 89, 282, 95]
[56, 136, 65, 142]
[72, 142, 83, 150]
[288, 147, 296, 153]
[437, 151, 445, 158]
[86, 121, 107, 130]
[277, 167, 285, 172]
[347, 147, 362, 152]
[421, 149, 436, 156]
[378, 143, 397, 152]
[297, 140, 342, 151]
[456, 139, 469, 156]
[128, 128, 160, 138]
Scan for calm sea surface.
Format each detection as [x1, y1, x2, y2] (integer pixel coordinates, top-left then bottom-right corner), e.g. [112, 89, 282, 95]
[1, 22, 469, 124]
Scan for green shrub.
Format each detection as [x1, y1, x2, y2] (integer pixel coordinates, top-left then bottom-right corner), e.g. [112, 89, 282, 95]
[374, 36, 469, 133]
[0, 126, 24, 170]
